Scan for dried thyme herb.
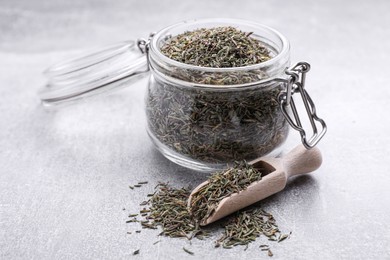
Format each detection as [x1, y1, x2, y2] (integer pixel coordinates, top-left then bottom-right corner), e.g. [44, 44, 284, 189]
[146, 26, 288, 165]
[146, 84, 288, 163]
[145, 183, 207, 239]
[183, 247, 194, 255]
[160, 26, 271, 68]
[215, 208, 281, 248]
[126, 177, 289, 256]
[189, 161, 264, 224]
[278, 233, 289, 242]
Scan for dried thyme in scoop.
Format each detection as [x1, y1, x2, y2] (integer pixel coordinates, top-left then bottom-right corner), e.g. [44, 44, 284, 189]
[189, 161, 263, 224]
[160, 26, 271, 68]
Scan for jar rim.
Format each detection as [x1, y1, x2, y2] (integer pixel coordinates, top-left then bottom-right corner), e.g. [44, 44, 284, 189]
[150, 18, 290, 73]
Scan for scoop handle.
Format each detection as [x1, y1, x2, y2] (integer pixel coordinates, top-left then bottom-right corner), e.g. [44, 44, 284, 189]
[283, 144, 322, 177]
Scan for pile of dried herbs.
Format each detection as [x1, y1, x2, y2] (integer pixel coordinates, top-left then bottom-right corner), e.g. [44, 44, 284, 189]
[147, 183, 208, 239]
[160, 26, 271, 68]
[146, 26, 288, 164]
[216, 208, 284, 249]
[126, 163, 290, 256]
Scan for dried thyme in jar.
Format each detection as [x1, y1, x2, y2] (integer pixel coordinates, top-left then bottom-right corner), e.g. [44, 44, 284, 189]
[146, 26, 289, 165]
[160, 27, 271, 68]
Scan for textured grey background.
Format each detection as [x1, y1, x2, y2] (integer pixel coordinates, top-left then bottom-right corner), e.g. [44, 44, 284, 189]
[1, 0, 390, 259]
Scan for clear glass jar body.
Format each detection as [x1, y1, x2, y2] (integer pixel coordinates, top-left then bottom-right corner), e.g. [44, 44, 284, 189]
[145, 19, 291, 171]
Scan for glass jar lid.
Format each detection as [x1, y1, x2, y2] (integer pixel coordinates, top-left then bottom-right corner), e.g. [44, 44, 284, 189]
[39, 41, 148, 106]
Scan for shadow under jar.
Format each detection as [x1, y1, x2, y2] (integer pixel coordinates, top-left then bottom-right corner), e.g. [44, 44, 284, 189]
[145, 19, 291, 171]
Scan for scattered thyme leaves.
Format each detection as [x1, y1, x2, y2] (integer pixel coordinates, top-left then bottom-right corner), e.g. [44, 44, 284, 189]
[215, 208, 282, 248]
[183, 247, 194, 255]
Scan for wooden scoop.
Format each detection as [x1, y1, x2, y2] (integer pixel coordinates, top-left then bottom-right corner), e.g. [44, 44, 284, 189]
[188, 144, 322, 226]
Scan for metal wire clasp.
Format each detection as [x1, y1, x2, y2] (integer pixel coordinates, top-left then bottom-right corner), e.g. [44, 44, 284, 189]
[278, 62, 327, 149]
[136, 32, 155, 70]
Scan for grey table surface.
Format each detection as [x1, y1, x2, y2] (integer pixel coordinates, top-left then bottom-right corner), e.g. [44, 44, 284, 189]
[1, 0, 389, 259]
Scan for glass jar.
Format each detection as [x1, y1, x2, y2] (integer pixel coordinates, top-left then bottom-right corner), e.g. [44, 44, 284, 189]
[39, 19, 326, 172]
